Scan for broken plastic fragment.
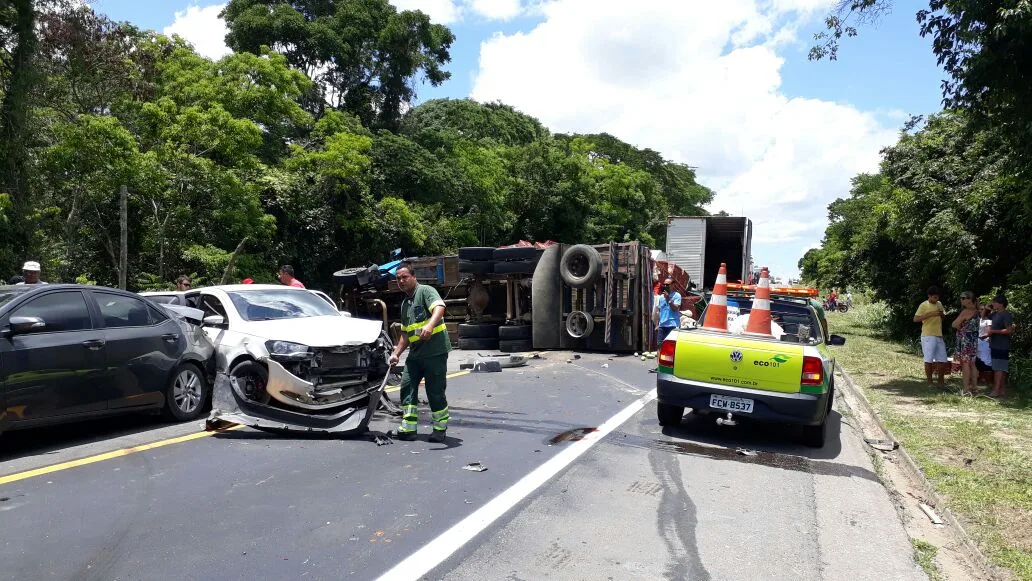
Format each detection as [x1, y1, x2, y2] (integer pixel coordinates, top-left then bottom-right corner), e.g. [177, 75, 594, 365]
[462, 462, 488, 472]
[735, 448, 759, 456]
[864, 438, 899, 452]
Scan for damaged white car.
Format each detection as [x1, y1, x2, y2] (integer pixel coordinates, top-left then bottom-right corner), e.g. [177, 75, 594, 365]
[163, 285, 392, 435]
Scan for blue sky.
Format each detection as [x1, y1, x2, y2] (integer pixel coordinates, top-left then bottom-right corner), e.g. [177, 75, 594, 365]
[92, 1, 946, 281]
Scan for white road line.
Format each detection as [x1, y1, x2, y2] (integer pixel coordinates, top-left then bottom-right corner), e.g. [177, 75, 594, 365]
[374, 388, 658, 581]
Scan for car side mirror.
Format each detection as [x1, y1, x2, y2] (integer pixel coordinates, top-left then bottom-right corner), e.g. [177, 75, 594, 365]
[9, 316, 46, 334]
[202, 315, 226, 327]
[829, 334, 846, 346]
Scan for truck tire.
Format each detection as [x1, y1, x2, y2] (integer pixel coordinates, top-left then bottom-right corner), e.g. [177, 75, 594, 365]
[458, 337, 499, 351]
[458, 247, 496, 261]
[493, 246, 541, 261]
[657, 403, 684, 427]
[499, 339, 532, 353]
[531, 245, 563, 349]
[458, 259, 494, 275]
[493, 260, 535, 275]
[565, 311, 595, 338]
[560, 244, 602, 288]
[498, 325, 532, 340]
[458, 323, 499, 339]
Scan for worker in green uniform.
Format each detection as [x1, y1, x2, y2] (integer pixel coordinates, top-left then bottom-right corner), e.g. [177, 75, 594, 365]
[388, 262, 452, 443]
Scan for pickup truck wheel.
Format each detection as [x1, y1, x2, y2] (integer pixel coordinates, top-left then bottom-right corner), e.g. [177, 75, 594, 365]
[800, 421, 827, 448]
[162, 363, 209, 421]
[657, 402, 684, 427]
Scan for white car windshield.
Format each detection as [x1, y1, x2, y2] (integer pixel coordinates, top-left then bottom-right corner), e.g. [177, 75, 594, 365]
[227, 289, 339, 321]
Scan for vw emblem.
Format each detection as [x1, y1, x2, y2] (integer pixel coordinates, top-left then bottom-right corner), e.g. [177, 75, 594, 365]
[730, 350, 743, 363]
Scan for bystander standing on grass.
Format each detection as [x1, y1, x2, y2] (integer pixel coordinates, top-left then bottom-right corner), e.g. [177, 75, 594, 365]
[951, 291, 980, 396]
[988, 294, 1016, 398]
[914, 286, 947, 387]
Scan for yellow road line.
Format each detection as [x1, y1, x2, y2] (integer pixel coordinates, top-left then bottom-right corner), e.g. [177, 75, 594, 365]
[0, 425, 244, 487]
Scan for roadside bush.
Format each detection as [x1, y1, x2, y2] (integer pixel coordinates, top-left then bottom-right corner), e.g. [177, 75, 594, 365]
[844, 301, 891, 330]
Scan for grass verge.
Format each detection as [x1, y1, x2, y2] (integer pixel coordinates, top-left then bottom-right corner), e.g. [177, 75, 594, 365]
[829, 306, 1032, 581]
[912, 539, 943, 581]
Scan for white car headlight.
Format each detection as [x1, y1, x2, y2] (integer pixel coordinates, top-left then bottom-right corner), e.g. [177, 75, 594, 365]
[266, 340, 311, 359]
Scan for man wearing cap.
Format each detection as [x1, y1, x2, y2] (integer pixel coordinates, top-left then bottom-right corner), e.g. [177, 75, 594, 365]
[19, 261, 46, 285]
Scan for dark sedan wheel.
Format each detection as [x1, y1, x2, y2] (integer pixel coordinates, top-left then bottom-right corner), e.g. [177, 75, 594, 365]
[162, 363, 209, 421]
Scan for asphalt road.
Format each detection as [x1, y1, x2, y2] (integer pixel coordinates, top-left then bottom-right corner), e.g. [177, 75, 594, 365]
[0, 352, 926, 581]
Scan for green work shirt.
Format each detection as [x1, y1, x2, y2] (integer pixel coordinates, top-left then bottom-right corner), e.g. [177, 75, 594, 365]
[401, 283, 451, 360]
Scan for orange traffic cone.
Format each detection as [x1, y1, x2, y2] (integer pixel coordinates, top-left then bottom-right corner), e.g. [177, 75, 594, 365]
[702, 263, 729, 332]
[745, 267, 772, 337]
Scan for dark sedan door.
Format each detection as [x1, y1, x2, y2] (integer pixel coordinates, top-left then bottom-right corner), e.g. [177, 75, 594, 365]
[90, 291, 183, 410]
[1, 290, 107, 422]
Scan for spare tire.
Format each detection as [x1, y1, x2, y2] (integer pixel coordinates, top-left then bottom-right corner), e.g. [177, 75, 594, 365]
[458, 247, 496, 261]
[458, 337, 499, 351]
[458, 260, 494, 275]
[499, 339, 532, 353]
[560, 244, 602, 288]
[458, 323, 499, 339]
[498, 325, 532, 340]
[494, 246, 541, 261]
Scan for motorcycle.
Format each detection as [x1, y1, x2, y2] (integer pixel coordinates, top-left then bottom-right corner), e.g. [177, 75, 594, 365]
[824, 299, 849, 313]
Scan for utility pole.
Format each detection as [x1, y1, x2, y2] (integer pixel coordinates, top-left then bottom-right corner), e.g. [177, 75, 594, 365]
[119, 184, 128, 290]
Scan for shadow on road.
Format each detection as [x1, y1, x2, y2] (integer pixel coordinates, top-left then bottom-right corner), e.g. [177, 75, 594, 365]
[0, 413, 182, 463]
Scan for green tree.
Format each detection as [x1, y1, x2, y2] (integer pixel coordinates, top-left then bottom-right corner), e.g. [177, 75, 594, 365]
[221, 0, 454, 129]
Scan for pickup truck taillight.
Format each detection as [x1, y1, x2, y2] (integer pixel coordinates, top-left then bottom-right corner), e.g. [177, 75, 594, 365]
[658, 339, 676, 368]
[801, 356, 824, 386]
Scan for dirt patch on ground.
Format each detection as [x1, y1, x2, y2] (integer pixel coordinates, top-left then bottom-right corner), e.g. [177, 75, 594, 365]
[997, 507, 1032, 554]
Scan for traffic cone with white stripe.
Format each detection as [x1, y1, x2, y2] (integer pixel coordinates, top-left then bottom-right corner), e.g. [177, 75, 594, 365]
[702, 262, 729, 332]
[745, 267, 773, 337]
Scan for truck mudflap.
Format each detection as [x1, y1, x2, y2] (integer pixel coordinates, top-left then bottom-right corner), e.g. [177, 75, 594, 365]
[205, 364, 391, 436]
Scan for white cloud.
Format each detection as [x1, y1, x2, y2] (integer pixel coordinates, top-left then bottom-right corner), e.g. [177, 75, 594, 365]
[163, 4, 231, 60]
[392, 0, 463, 23]
[470, 0, 897, 276]
[467, 0, 524, 20]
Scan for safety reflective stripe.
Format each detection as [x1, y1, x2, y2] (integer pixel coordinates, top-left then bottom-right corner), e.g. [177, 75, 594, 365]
[399, 405, 418, 432]
[407, 323, 447, 343]
[431, 407, 449, 431]
[710, 294, 727, 306]
[752, 298, 771, 310]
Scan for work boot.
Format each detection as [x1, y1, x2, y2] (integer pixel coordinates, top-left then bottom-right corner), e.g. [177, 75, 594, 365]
[389, 429, 417, 441]
[428, 429, 447, 444]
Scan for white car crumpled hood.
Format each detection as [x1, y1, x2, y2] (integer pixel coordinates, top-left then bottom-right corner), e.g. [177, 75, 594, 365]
[241, 315, 383, 347]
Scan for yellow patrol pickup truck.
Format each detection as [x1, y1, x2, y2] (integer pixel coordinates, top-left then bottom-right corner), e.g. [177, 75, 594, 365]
[655, 290, 845, 447]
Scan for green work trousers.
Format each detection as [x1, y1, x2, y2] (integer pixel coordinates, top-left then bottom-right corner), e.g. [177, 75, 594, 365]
[398, 354, 449, 433]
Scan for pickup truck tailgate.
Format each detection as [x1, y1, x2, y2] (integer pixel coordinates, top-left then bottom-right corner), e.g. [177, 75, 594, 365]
[672, 331, 805, 394]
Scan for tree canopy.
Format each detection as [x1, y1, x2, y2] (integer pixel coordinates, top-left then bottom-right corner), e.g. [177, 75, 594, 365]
[0, 2, 711, 290]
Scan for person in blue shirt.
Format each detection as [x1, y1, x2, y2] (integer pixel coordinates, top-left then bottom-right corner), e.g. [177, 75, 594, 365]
[657, 278, 682, 343]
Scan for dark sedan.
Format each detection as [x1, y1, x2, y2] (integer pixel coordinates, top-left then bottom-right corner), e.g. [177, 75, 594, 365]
[0, 284, 214, 435]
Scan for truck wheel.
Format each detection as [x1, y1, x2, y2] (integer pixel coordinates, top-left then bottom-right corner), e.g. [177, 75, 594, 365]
[498, 325, 532, 340]
[498, 339, 532, 353]
[458, 323, 499, 339]
[493, 260, 536, 275]
[458, 337, 499, 351]
[657, 403, 684, 427]
[162, 363, 209, 421]
[565, 311, 595, 338]
[493, 247, 541, 261]
[458, 259, 494, 275]
[458, 247, 496, 261]
[560, 244, 602, 288]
